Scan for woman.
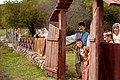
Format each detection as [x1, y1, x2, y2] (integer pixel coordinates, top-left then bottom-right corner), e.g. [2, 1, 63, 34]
[112, 23, 120, 43]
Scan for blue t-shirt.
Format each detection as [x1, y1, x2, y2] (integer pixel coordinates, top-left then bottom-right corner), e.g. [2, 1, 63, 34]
[75, 32, 89, 46]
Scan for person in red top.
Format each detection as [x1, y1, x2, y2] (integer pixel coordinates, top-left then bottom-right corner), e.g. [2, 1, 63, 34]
[75, 38, 84, 79]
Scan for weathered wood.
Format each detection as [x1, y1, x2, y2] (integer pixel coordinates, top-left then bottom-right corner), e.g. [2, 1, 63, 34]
[104, 0, 120, 6]
[100, 43, 120, 80]
[89, 0, 104, 80]
[43, 66, 57, 74]
[58, 10, 66, 80]
[33, 38, 46, 56]
[44, 24, 60, 79]
[49, 0, 73, 22]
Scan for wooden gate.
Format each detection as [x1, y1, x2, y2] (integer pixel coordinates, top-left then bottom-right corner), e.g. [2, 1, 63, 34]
[43, 24, 65, 79]
[100, 43, 120, 80]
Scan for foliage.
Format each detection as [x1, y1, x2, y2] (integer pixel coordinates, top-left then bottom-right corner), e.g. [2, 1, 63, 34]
[66, 0, 92, 35]
[0, 0, 120, 35]
[1, 1, 20, 28]
[1, 0, 55, 36]
[104, 3, 120, 30]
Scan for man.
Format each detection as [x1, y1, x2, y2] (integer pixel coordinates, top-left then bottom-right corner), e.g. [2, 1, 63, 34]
[66, 22, 89, 79]
[76, 22, 89, 46]
[66, 22, 89, 46]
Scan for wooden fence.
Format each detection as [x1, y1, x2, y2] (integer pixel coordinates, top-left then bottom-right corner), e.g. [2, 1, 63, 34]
[100, 42, 120, 80]
[18, 24, 65, 79]
[34, 38, 46, 57]
[19, 38, 46, 57]
[19, 38, 34, 51]
[43, 24, 64, 79]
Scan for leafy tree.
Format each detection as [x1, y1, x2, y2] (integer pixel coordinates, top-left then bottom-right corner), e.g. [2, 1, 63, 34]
[104, 3, 120, 30]
[1, 1, 20, 28]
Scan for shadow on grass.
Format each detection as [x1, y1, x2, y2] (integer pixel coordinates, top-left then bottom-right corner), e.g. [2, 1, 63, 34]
[0, 69, 13, 80]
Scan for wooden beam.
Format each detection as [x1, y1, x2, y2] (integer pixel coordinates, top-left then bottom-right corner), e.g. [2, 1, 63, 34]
[58, 10, 66, 80]
[89, 0, 104, 80]
[104, 0, 120, 6]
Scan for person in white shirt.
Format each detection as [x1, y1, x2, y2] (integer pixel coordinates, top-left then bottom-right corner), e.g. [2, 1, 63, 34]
[40, 27, 48, 38]
[112, 23, 120, 43]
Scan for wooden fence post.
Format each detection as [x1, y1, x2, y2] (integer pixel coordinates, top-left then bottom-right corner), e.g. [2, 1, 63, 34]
[89, 0, 104, 80]
[58, 9, 66, 80]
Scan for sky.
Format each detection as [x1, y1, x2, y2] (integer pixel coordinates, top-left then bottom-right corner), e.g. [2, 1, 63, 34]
[0, 0, 5, 4]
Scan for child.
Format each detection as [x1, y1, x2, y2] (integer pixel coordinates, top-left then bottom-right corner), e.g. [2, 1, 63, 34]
[82, 46, 89, 80]
[75, 38, 84, 79]
[104, 30, 114, 43]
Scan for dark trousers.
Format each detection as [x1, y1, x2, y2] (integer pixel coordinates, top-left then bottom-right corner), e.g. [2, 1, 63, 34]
[75, 62, 82, 78]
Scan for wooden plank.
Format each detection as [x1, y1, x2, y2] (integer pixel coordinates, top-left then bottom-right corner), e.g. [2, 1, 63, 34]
[53, 27, 58, 77]
[58, 10, 66, 80]
[43, 66, 57, 73]
[48, 41, 52, 76]
[100, 43, 120, 80]
[44, 40, 48, 67]
[51, 27, 55, 77]
[104, 0, 120, 6]
[89, 0, 104, 80]
[49, 0, 73, 22]
[45, 24, 53, 68]
[89, 7, 99, 80]
[47, 39, 58, 41]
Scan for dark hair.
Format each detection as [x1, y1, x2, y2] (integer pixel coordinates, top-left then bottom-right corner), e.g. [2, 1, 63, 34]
[78, 22, 85, 27]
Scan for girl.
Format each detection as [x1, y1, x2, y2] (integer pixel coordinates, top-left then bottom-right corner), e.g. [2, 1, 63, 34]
[75, 38, 84, 79]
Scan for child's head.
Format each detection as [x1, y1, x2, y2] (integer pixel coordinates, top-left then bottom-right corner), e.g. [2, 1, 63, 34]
[76, 38, 83, 48]
[112, 23, 120, 35]
[104, 30, 112, 42]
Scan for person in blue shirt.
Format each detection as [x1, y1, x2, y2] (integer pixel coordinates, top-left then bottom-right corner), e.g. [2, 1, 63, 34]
[75, 22, 89, 79]
[66, 22, 89, 79]
[76, 22, 89, 46]
[66, 22, 89, 46]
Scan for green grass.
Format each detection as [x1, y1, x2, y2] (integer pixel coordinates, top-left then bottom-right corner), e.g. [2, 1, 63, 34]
[0, 44, 77, 80]
[0, 46, 55, 80]
[66, 51, 76, 79]
[0, 29, 6, 36]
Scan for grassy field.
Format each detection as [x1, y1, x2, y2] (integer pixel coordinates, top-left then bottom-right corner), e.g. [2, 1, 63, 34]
[0, 46, 55, 80]
[66, 51, 76, 79]
[0, 29, 6, 36]
[0, 45, 77, 80]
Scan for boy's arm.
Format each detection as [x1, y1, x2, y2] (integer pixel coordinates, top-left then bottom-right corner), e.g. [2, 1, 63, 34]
[66, 34, 76, 46]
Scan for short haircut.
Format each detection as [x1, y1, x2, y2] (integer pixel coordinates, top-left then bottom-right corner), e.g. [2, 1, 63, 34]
[78, 22, 85, 27]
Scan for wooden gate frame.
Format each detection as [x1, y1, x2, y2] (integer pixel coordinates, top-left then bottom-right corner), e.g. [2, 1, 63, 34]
[47, 0, 120, 80]
[90, 0, 120, 80]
